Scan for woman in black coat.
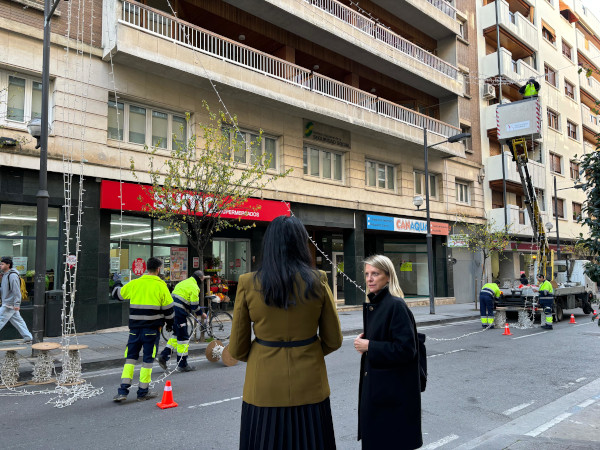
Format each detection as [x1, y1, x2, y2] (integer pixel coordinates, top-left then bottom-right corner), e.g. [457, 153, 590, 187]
[354, 254, 422, 450]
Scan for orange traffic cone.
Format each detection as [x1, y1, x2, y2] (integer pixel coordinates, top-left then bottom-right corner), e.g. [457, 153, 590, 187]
[157, 380, 178, 409]
[569, 314, 576, 324]
[502, 323, 512, 336]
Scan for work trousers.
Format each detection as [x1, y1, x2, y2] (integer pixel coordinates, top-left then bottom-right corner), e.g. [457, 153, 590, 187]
[160, 314, 191, 367]
[479, 293, 495, 328]
[118, 327, 160, 397]
[539, 296, 554, 326]
[0, 306, 32, 340]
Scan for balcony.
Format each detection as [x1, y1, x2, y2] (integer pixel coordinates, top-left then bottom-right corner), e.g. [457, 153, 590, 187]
[369, 0, 461, 38]
[103, 1, 463, 153]
[225, 0, 463, 97]
[582, 105, 600, 134]
[481, 0, 538, 56]
[576, 30, 600, 66]
[489, 205, 550, 237]
[481, 48, 539, 85]
[579, 70, 600, 102]
[486, 152, 546, 192]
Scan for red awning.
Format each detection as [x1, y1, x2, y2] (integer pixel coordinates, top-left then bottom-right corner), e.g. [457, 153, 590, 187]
[559, 0, 579, 23]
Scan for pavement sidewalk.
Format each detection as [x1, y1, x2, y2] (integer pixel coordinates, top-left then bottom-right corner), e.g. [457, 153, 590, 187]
[1, 301, 480, 375]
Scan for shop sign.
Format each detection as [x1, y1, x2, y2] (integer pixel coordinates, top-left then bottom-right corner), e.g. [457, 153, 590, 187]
[132, 258, 146, 276]
[366, 215, 449, 236]
[303, 120, 350, 148]
[13, 257, 27, 275]
[193, 257, 199, 269]
[448, 234, 469, 248]
[66, 255, 77, 269]
[110, 257, 120, 272]
[100, 180, 290, 222]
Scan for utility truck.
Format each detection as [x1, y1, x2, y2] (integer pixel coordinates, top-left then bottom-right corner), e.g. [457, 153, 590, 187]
[493, 99, 597, 321]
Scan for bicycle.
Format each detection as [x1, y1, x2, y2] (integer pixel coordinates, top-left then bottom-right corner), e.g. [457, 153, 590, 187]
[161, 295, 233, 343]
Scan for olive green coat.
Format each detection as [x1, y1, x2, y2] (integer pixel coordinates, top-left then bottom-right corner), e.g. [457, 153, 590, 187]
[229, 271, 343, 407]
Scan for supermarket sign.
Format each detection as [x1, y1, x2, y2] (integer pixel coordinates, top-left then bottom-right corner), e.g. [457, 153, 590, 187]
[100, 180, 290, 222]
[366, 215, 450, 236]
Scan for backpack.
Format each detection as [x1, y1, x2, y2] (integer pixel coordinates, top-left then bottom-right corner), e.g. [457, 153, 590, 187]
[417, 332, 427, 392]
[10, 272, 28, 302]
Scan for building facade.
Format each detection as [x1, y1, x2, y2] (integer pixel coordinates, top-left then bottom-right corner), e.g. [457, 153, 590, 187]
[477, 0, 593, 286]
[0, 0, 484, 337]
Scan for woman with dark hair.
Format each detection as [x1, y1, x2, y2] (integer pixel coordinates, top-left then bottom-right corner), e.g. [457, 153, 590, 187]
[229, 215, 343, 450]
[354, 254, 422, 449]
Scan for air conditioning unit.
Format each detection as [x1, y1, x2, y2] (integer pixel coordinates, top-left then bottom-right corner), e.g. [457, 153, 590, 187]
[483, 83, 496, 100]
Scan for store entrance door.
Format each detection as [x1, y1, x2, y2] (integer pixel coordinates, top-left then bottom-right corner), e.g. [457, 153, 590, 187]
[332, 252, 344, 305]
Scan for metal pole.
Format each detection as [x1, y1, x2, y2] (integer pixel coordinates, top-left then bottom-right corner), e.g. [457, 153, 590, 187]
[495, 0, 508, 229]
[32, 0, 54, 344]
[554, 176, 561, 260]
[424, 127, 435, 314]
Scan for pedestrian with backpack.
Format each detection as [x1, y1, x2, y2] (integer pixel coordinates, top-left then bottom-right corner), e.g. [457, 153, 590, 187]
[354, 254, 423, 449]
[0, 257, 33, 344]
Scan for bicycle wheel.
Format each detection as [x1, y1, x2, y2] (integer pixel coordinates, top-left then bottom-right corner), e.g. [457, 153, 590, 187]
[161, 326, 173, 343]
[208, 311, 233, 341]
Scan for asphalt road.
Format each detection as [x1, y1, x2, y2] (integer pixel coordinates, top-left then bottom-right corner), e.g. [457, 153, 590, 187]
[2, 312, 600, 449]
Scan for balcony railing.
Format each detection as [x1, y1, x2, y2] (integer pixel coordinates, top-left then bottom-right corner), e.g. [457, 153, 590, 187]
[579, 70, 600, 101]
[482, 48, 538, 84]
[302, 0, 459, 79]
[481, 0, 537, 51]
[426, 0, 457, 20]
[582, 105, 600, 133]
[120, 1, 460, 138]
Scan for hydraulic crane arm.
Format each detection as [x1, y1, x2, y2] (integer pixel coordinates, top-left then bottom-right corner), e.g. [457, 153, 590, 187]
[509, 138, 553, 280]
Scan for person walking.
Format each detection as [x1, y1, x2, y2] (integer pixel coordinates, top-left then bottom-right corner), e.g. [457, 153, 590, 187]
[354, 255, 422, 450]
[229, 215, 343, 450]
[157, 270, 208, 372]
[112, 257, 174, 402]
[537, 273, 554, 330]
[0, 257, 33, 344]
[479, 281, 502, 329]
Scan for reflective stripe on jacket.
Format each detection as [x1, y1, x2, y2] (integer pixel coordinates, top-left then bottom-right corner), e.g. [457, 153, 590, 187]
[481, 283, 501, 298]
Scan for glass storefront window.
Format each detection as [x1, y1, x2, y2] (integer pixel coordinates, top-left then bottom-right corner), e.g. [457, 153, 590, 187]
[152, 220, 187, 245]
[0, 204, 60, 298]
[384, 242, 428, 297]
[206, 239, 250, 305]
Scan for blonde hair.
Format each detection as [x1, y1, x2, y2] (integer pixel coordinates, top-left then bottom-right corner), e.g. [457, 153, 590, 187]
[363, 254, 404, 298]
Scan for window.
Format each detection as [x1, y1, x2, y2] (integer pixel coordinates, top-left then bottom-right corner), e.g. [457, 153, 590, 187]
[414, 171, 438, 200]
[461, 124, 472, 152]
[564, 79, 575, 99]
[572, 202, 582, 221]
[365, 160, 395, 190]
[549, 152, 562, 174]
[562, 40, 572, 60]
[570, 161, 580, 180]
[107, 99, 187, 151]
[536, 189, 546, 211]
[529, 141, 543, 163]
[542, 23, 556, 45]
[456, 181, 470, 204]
[544, 64, 557, 87]
[547, 108, 559, 130]
[567, 120, 578, 140]
[303, 146, 343, 181]
[458, 19, 468, 40]
[0, 73, 43, 125]
[552, 197, 564, 218]
[223, 128, 278, 169]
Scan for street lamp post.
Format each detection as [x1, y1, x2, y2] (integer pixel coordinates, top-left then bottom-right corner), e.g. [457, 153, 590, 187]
[418, 128, 471, 315]
[27, 0, 66, 344]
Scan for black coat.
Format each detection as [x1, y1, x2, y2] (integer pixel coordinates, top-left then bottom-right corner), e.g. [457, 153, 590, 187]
[358, 286, 422, 450]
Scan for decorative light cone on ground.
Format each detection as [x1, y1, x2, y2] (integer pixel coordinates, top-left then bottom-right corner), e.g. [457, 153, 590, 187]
[157, 380, 178, 409]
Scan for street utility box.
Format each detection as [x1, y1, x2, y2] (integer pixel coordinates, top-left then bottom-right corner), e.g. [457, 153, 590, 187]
[495, 98, 542, 143]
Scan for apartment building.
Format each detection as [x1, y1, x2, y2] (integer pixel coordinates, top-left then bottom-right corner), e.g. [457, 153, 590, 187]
[477, 0, 592, 285]
[0, 0, 483, 335]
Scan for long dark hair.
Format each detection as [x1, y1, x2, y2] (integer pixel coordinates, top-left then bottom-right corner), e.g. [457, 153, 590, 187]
[255, 215, 319, 309]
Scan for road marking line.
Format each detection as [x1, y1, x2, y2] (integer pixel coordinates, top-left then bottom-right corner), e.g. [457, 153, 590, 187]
[428, 349, 465, 359]
[575, 377, 587, 383]
[573, 322, 594, 327]
[512, 331, 548, 339]
[525, 412, 572, 436]
[503, 401, 534, 415]
[577, 398, 595, 408]
[422, 434, 459, 449]
[188, 395, 242, 409]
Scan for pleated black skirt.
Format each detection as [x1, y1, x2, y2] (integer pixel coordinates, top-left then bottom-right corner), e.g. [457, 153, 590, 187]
[239, 398, 337, 450]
